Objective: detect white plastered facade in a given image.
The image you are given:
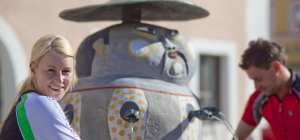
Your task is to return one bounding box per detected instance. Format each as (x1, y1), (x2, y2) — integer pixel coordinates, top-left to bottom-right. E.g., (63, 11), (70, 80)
(0, 15), (28, 121)
(245, 0), (271, 139)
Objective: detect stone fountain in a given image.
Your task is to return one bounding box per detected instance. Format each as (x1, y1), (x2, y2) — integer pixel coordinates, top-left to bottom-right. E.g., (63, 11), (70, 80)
(58, 0), (210, 139)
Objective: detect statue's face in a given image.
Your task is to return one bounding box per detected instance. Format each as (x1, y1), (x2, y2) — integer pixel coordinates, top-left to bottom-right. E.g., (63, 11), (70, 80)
(87, 23), (196, 84)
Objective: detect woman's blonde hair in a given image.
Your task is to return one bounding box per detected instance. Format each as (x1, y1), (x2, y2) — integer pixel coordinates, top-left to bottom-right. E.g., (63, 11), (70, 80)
(0, 34), (78, 130)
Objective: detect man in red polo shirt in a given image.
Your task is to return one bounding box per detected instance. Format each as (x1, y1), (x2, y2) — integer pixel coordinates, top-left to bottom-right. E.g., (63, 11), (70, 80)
(235, 38), (300, 140)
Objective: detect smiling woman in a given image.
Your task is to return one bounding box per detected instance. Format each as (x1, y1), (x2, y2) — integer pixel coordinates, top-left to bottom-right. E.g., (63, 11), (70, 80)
(0, 34), (80, 140)
(31, 51), (74, 100)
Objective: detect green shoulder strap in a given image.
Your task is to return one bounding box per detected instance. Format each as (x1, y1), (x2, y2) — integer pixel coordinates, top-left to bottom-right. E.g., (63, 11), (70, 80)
(16, 94), (35, 140)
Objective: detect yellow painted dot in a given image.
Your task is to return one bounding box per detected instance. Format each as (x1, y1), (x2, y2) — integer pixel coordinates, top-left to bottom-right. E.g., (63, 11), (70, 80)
(191, 130), (194, 134)
(192, 137), (195, 140)
(113, 138), (117, 140)
(121, 92), (127, 97)
(74, 108), (78, 114)
(76, 116), (80, 122)
(119, 100), (124, 105)
(75, 93), (79, 97)
(70, 98), (74, 102)
(112, 96), (118, 101)
(190, 98), (192, 102)
(64, 94), (68, 98)
(129, 89), (135, 94)
(76, 127), (80, 131)
(187, 136), (190, 140)
(133, 126), (138, 131)
(137, 119), (143, 124)
(117, 119), (123, 125)
(64, 100), (67, 104)
(119, 130), (125, 136)
(140, 125), (145, 130)
(124, 122), (130, 128)
(196, 129), (198, 133)
(183, 116), (186, 120)
(129, 96), (135, 100)
(136, 136), (142, 140)
(75, 99), (80, 104)
(140, 108), (145, 114)
(187, 126), (190, 131)
(111, 127), (117, 133)
(138, 100), (144, 105)
(115, 110), (120, 115)
(185, 98), (188, 102)
(137, 93), (143, 97)
(181, 99), (184, 102)
(69, 94), (73, 97)
(109, 104), (115, 110)
(71, 122), (75, 127)
(127, 133), (132, 139)
(181, 107), (184, 111)
(115, 89), (120, 94)
(183, 126), (186, 131)
(109, 116), (115, 121)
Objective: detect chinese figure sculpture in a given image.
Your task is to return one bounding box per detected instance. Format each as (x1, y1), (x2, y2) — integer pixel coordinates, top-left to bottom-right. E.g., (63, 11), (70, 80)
(58, 0), (209, 139)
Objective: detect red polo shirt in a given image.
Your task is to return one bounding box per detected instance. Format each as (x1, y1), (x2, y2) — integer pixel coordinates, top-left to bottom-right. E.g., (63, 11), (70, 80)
(242, 89), (300, 140)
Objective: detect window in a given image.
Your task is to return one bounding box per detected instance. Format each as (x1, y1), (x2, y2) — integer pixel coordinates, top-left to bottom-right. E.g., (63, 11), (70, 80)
(199, 55), (220, 110)
(189, 38), (238, 139)
(200, 55), (230, 139)
(289, 0), (300, 33)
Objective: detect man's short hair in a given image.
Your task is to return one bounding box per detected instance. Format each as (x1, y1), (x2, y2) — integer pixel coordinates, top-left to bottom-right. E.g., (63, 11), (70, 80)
(239, 38), (287, 70)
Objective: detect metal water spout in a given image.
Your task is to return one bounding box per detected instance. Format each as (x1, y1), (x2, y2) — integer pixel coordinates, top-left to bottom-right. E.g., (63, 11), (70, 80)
(188, 107), (219, 121)
(123, 109), (141, 123)
(120, 101), (141, 123)
(188, 107), (239, 140)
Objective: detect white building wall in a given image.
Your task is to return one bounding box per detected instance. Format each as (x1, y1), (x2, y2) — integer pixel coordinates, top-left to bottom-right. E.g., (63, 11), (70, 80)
(0, 15), (28, 121)
(245, 0), (271, 139)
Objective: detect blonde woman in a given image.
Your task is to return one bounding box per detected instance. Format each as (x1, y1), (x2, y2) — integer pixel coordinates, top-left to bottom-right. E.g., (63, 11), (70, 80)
(0, 34), (80, 140)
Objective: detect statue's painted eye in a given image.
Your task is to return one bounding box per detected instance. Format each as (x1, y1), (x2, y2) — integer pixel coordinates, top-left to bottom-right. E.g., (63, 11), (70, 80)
(186, 41), (196, 60)
(170, 30), (183, 40)
(135, 27), (156, 35)
(133, 27), (157, 39)
(128, 38), (152, 58)
(170, 30), (179, 37)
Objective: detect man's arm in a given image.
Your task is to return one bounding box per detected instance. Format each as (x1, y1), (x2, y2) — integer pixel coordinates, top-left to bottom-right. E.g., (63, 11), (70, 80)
(234, 90), (262, 140)
(234, 120), (256, 140)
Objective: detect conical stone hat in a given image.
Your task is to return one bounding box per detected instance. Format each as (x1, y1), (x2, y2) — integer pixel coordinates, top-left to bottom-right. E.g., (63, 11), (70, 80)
(59, 0), (209, 22)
